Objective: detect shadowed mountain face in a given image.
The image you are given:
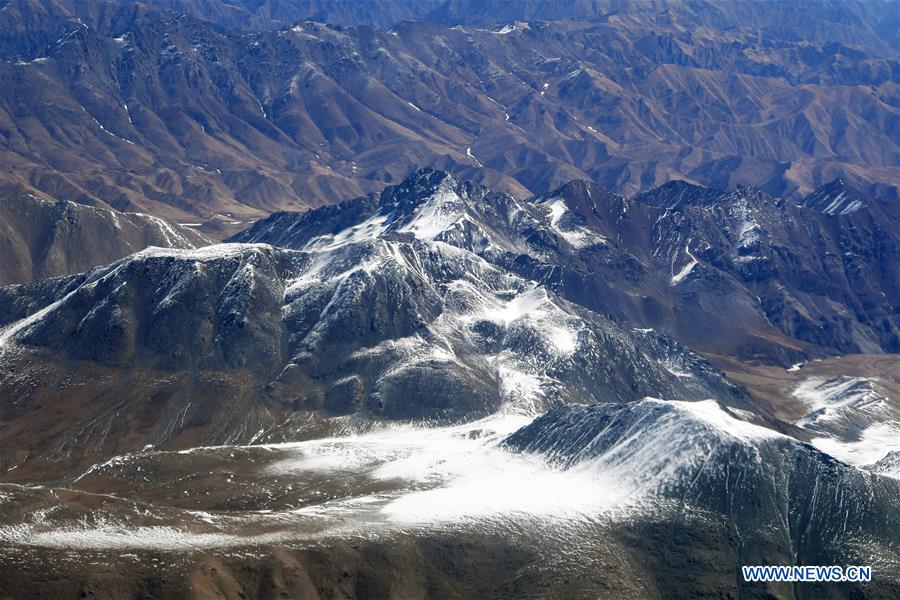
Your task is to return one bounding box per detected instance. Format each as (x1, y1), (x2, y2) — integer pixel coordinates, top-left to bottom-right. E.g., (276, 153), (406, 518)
(234, 170), (900, 362)
(0, 192), (210, 285)
(629, 179), (900, 356)
(1, 0), (897, 228)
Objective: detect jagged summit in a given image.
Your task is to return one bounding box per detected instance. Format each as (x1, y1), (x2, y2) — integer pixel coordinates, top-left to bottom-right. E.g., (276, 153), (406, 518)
(538, 179), (624, 215)
(383, 167), (457, 202)
(543, 179), (614, 200)
(376, 169), (470, 240)
(235, 167), (534, 255)
(233, 170), (900, 358)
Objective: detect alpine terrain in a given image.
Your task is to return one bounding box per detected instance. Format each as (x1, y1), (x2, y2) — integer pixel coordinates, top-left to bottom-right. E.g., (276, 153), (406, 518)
(1, 167), (898, 598)
(0, 2), (898, 599)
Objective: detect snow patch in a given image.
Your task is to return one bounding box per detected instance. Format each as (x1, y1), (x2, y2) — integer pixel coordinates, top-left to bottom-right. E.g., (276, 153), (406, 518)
(670, 243), (698, 285)
(14, 57), (49, 65)
(542, 198), (606, 249)
(792, 377), (885, 428)
(0, 522), (293, 551)
(306, 213), (389, 251)
(668, 399), (782, 442)
(465, 146), (483, 167)
(268, 413), (621, 525)
(810, 423), (900, 467)
(481, 285), (546, 323)
(397, 186), (466, 241)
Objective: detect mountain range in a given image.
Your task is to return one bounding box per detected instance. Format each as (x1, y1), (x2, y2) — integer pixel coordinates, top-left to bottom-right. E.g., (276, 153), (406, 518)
(0, 168), (897, 597)
(1, 169), (758, 482)
(1, 2), (898, 598)
(234, 170), (900, 361)
(1, 0), (897, 234)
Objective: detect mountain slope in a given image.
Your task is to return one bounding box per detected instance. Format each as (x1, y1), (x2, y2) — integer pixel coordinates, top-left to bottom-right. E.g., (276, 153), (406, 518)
(0, 382), (896, 597)
(505, 399), (900, 596)
(633, 180), (900, 355)
(1, 0), (897, 227)
(0, 192), (210, 285)
(0, 169), (897, 598)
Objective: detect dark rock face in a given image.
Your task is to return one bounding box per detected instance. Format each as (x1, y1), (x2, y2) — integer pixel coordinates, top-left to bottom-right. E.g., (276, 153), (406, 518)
(1, 0), (897, 224)
(633, 180), (900, 355)
(235, 169), (900, 362)
(0, 193), (210, 285)
(802, 179), (870, 216)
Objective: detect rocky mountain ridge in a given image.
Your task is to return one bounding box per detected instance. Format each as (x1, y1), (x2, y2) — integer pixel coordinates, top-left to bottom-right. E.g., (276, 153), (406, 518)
(234, 169), (900, 362)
